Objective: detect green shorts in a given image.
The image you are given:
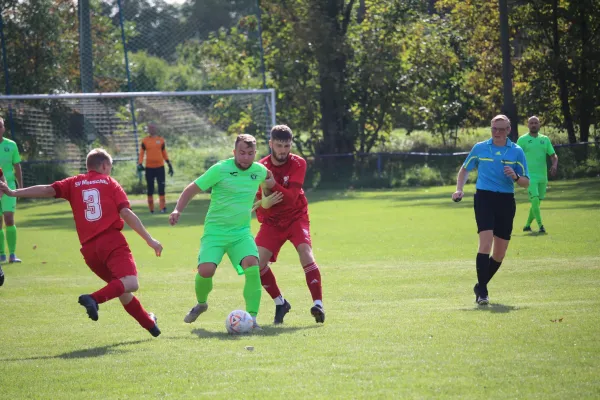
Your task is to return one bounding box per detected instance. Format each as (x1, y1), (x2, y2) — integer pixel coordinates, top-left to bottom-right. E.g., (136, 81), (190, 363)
(528, 181), (548, 200)
(0, 182), (17, 214)
(198, 233), (259, 275)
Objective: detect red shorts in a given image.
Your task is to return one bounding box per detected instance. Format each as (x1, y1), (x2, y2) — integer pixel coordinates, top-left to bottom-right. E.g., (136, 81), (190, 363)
(80, 230), (137, 283)
(255, 215), (312, 262)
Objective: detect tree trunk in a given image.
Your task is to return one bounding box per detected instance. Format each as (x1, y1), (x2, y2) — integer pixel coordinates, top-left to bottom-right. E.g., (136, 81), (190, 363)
(498, 0), (519, 141)
(551, 0), (577, 143)
(312, 0), (355, 155)
(577, 0), (592, 143)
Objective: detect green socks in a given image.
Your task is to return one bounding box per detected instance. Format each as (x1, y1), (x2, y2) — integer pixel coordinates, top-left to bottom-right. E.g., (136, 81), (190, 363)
(194, 266), (262, 318)
(526, 198), (543, 228)
(5, 225), (16, 255)
(243, 265), (262, 317)
(195, 273), (213, 304)
(0, 229), (5, 256)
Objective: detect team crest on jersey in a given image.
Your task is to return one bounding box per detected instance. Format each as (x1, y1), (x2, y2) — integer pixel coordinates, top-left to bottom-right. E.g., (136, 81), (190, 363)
(3, 147), (9, 152)
(540, 140), (545, 144)
(283, 176), (289, 186)
(156, 140), (161, 144)
(250, 173), (257, 180)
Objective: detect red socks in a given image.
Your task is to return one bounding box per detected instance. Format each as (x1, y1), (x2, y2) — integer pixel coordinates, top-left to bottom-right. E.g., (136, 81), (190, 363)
(91, 279), (125, 304)
(303, 262), (322, 302)
(260, 266), (282, 299)
(123, 296), (155, 330)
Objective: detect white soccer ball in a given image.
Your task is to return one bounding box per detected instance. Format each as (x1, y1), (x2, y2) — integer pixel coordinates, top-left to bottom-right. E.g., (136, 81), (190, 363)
(225, 310), (254, 334)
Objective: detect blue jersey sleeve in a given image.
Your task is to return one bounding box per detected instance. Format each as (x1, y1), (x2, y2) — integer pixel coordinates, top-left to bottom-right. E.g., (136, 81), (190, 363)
(462, 145), (479, 171)
(515, 148), (528, 177)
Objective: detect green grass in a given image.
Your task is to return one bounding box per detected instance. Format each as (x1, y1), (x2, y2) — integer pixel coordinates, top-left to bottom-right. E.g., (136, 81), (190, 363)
(1, 179), (599, 399)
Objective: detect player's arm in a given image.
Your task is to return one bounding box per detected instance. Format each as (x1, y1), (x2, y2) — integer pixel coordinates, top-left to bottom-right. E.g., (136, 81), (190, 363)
(509, 149), (530, 189)
(137, 142), (146, 171)
(120, 208), (162, 256)
(162, 140), (174, 177)
(549, 154), (558, 176)
(452, 167), (469, 202)
(169, 182), (202, 225)
(13, 162), (23, 188)
(0, 183), (55, 198)
(268, 160), (307, 204)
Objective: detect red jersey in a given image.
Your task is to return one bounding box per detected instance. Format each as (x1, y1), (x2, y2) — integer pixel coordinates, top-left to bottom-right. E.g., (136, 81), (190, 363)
(51, 171), (131, 245)
(256, 153), (308, 227)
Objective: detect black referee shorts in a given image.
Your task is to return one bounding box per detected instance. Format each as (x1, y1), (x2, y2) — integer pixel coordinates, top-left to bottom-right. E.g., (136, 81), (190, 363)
(145, 166), (166, 196)
(473, 189), (516, 240)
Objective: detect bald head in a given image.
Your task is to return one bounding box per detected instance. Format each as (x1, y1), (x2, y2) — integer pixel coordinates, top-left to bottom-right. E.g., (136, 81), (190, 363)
(527, 116), (540, 135)
(147, 123), (159, 136)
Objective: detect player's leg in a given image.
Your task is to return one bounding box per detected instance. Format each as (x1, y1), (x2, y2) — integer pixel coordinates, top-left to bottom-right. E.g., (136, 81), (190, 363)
(229, 237), (262, 328)
(473, 191), (495, 305)
(157, 166), (167, 213)
(255, 224), (290, 323)
(145, 168), (155, 213)
(185, 236), (223, 323)
(289, 217), (324, 322)
(524, 182), (536, 231)
(103, 235), (158, 335)
(487, 195), (516, 290)
(527, 181), (543, 230)
(0, 199), (5, 262)
(537, 182), (548, 233)
(3, 191), (20, 262)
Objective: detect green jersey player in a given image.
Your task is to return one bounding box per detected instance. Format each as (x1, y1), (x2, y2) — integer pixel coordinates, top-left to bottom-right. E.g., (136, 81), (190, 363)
(517, 116), (558, 233)
(169, 134), (281, 330)
(0, 117), (24, 263)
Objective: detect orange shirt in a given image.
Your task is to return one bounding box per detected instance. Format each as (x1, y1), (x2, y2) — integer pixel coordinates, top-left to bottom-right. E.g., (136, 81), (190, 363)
(139, 136), (169, 168)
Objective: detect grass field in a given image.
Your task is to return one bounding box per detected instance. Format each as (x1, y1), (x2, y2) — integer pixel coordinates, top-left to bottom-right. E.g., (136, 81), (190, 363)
(1, 179), (599, 399)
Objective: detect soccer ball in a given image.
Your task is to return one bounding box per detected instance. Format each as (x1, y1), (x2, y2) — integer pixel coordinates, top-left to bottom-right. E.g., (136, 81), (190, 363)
(225, 310), (254, 334)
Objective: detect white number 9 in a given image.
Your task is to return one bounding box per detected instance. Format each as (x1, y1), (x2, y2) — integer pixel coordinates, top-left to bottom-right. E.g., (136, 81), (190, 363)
(82, 189), (102, 221)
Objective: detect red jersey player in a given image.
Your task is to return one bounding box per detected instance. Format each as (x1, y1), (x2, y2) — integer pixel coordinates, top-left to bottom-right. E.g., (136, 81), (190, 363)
(255, 125), (324, 324)
(0, 149), (163, 336)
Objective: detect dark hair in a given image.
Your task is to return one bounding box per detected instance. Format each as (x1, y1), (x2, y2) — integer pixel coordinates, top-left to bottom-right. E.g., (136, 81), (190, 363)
(235, 134), (257, 148)
(270, 125), (293, 142)
(86, 148), (112, 170)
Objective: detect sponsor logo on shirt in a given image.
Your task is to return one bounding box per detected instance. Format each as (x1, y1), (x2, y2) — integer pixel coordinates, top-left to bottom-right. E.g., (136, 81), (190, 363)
(75, 179), (109, 187)
(230, 172), (238, 176)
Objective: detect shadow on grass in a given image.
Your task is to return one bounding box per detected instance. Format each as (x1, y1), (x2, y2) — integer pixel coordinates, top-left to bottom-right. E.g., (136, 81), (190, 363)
(0, 339), (151, 361)
(460, 303), (526, 314)
(190, 324), (323, 340)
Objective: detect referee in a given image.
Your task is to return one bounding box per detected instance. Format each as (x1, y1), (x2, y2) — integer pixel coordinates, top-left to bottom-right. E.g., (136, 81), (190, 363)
(138, 122), (174, 214)
(452, 115), (529, 305)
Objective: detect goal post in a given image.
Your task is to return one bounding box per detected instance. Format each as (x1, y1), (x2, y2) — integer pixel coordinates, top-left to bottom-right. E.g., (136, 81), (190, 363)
(0, 89), (276, 192)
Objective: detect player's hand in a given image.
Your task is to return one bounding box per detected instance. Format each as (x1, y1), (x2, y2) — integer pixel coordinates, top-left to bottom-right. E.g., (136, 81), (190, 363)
(169, 210), (181, 226)
(251, 199), (262, 213)
(452, 191), (464, 202)
(261, 191), (284, 209)
(168, 165), (174, 177)
(0, 181), (8, 194)
(550, 165), (557, 177)
(503, 166), (517, 180)
(263, 170), (276, 189)
(137, 164), (145, 172)
(147, 238), (163, 257)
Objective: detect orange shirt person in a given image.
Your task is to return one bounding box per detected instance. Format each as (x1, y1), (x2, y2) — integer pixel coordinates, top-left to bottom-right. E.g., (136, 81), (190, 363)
(137, 123), (174, 213)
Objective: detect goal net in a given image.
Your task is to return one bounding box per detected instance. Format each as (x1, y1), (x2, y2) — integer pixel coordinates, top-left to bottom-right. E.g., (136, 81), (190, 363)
(0, 89), (276, 193)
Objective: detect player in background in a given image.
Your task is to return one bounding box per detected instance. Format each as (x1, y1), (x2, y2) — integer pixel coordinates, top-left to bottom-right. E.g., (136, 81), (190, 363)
(254, 125), (325, 324)
(170, 134), (281, 330)
(517, 116), (558, 234)
(0, 167), (7, 286)
(137, 122), (174, 214)
(0, 117), (24, 263)
(453, 115), (529, 305)
(0, 149), (163, 337)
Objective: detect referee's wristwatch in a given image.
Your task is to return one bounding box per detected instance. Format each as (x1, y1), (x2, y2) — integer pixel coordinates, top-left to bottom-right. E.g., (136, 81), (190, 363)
(513, 173), (520, 182)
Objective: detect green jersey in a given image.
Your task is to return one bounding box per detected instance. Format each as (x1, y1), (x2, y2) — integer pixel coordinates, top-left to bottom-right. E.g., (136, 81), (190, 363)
(195, 158), (268, 235)
(517, 133), (555, 181)
(0, 138), (21, 184)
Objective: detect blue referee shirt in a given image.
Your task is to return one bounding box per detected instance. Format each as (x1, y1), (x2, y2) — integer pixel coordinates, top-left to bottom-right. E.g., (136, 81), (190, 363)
(463, 138), (529, 194)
